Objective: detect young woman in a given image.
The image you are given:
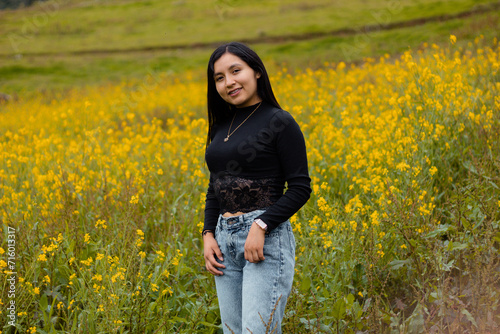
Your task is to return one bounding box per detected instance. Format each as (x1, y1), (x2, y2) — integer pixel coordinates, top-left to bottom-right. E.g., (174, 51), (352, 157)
(202, 42), (311, 333)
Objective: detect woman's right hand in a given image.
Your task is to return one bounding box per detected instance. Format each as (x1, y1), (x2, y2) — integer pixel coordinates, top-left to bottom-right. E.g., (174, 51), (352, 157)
(203, 233), (225, 276)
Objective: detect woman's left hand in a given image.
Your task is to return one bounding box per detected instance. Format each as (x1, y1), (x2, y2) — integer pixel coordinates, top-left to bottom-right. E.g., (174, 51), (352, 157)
(244, 222), (266, 263)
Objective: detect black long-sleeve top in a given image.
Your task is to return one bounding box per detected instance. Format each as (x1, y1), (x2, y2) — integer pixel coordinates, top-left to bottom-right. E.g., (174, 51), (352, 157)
(204, 101), (311, 232)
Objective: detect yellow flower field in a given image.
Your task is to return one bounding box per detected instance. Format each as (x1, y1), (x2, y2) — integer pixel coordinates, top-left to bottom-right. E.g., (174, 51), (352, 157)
(1, 36), (499, 332)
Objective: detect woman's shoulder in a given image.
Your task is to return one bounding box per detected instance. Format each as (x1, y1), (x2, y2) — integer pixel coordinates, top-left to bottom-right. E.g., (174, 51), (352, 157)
(258, 104), (304, 142)
(261, 102), (295, 123)
(267, 106), (301, 131)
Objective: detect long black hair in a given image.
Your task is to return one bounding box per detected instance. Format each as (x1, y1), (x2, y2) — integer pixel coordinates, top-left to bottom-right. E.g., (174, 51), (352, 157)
(206, 42), (281, 148)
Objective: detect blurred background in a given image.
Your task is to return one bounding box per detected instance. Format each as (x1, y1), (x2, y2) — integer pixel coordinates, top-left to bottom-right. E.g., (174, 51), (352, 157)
(0, 0), (499, 93)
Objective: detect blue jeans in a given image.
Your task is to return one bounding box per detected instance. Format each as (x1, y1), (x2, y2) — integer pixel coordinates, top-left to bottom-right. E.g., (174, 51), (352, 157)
(214, 209), (296, 334)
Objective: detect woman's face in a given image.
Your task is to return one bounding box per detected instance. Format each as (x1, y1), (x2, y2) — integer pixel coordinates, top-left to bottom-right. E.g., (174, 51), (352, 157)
(213, 52), (262, 108)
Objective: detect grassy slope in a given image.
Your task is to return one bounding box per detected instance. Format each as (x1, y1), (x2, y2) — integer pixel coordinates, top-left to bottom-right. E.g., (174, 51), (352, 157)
(0, 0), (498, 93)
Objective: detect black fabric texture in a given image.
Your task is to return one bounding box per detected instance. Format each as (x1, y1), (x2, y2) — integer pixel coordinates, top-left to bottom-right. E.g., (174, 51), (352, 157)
(204, 101), (311, 232)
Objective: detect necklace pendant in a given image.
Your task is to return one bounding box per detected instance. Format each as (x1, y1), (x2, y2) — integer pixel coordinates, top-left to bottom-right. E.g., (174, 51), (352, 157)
(224, 137), (229, 142)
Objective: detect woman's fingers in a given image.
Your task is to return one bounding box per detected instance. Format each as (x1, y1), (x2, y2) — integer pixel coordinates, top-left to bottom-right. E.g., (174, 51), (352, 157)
(245, 248), (265, 263)
(203, 236), (225, 275)
(244, 223), (266, 263)
(206, 253), (225, 275)
(205, 253), (225, 275)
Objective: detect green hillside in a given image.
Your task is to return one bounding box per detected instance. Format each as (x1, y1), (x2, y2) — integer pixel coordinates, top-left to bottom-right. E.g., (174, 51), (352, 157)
(0, 0), (499, 92)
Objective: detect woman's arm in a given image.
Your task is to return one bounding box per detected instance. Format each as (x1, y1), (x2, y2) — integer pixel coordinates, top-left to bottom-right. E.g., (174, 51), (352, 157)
(244, 110), (311, 262)
(254, 110), (311, 231)
(203, 175), (226, 274)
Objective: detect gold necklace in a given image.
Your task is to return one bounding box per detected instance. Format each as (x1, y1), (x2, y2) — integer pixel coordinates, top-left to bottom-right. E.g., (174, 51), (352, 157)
(224, 102), (262, 142)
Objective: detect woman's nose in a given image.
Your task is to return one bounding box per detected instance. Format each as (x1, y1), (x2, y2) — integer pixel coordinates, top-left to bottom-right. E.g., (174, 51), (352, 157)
(226, 76), (235, 87)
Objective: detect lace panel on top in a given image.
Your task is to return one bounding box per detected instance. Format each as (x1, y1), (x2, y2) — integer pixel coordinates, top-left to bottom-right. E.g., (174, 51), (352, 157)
(213, 175), (277, 214)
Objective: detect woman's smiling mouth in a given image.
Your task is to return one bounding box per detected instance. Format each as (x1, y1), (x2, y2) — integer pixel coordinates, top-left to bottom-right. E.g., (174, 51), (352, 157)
(229, 88), (242, 96)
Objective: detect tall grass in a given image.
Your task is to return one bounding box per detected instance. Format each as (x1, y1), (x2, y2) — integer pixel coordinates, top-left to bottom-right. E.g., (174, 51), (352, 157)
(0, 35), (499, 333)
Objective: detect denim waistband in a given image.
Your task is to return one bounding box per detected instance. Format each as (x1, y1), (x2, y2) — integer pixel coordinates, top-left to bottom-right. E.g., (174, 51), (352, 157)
(218, 209), (267, 230)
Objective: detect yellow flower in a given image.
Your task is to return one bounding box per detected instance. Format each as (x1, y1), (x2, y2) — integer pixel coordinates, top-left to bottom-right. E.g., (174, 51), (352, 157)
(171, 249), (183, 266)
(0, 247), (4, 255)
(450, 34), (457, 45)
(0, 260), (6, 268)
(130, 195), (139, 204)
(396, 161), (410, 172)
(81, 257), (93, 266)
(162, 269), (170, 278)
(38, 254), (47, 262)
(33, 287), (40, 295)
(84, 233), (91, 244)
(95, 219), (107, 229)
(349, 221), (357, 230)
(69, 273), (77, 285)
(162, 286), (173, 296)
(155, 250), (165, 262)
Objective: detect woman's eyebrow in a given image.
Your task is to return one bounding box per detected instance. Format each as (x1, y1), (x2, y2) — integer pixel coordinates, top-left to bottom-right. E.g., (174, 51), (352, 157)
(214, 63), (243, 77)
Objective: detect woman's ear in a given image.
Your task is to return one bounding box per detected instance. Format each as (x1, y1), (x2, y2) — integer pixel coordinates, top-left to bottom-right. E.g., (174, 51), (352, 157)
(256, 72), (261, 79)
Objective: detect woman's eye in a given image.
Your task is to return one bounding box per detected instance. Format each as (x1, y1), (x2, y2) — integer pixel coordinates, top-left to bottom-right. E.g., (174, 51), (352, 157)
(215, 76), (223, 82)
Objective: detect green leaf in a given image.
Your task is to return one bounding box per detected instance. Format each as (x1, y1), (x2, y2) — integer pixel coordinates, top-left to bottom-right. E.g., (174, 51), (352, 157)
(352, 301), (364, 319)
(406, 304), (425, 334)
(447, 241), (468, 251)
(488, 181), (499, 190)
(493, 232), (500, 243)
(168, 316), (188, 323)
(319, 323), (333, 333)
(389, 259), (411, 270)
(300, 276), (311, 292)
(462, 218), (471, 229)
(200, 321), (220, 328)
(332, 298), (346, 320)
(362, 298), (372, 312)
(71, 311), (78, 332)
(461, 309), (478, 327)
(40, 293), (48, 311)
(441, 260), (455, 271)
(346, 293), (355, 308)
(426, 225), (453, 238)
